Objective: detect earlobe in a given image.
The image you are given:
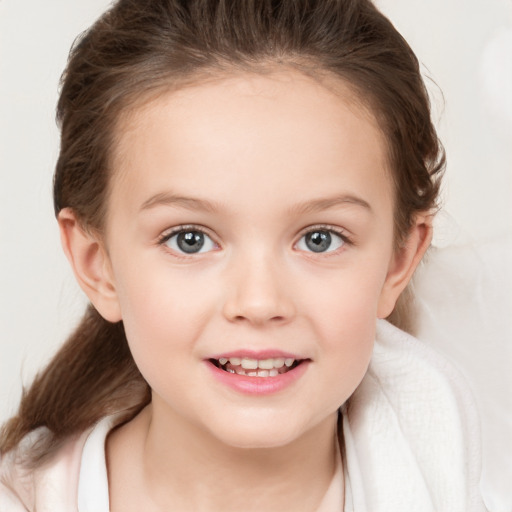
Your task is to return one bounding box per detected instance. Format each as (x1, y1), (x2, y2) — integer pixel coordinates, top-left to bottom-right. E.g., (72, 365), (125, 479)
(58, 208), (122, 323)
(377, 214), (433, 319)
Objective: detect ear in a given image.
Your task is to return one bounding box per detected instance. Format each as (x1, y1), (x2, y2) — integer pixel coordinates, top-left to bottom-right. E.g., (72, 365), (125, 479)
(58, 208), (122, 322)
(377, 214), (433, 319)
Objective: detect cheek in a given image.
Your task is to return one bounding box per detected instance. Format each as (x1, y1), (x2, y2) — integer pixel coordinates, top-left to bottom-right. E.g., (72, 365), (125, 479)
(113, 267), (217, 376)
(317, 293), (376, 378)
(116, 259), (216, 327)
(299, 261), (385, 390)
(303, 258), (387, 333)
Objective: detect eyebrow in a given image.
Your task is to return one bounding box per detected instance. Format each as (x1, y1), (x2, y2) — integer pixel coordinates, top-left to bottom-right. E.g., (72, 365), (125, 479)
(140, 192), (220, 213)
(289, 194), (373, 215)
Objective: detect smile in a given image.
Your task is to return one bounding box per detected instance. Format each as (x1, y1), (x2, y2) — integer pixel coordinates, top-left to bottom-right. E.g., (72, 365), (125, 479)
(210, 356), (301, 377)
(206, 351), (310, 394)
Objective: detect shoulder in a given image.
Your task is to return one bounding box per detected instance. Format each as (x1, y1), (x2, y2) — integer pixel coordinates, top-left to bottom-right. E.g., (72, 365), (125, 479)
(343, 320), (486, 511)
(0, 427), (90, 512)
(370, 319), (482, 445)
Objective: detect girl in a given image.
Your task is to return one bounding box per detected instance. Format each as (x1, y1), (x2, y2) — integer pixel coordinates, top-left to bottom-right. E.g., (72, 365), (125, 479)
(0, 0), (486, 510)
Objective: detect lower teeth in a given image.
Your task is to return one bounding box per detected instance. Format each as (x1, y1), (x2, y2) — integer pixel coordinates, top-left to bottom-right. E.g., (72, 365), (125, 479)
(219, 362), (297, 377)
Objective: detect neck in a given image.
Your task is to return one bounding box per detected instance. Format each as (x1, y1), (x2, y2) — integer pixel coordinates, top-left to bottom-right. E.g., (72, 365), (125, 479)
(109, 401), (340, 512)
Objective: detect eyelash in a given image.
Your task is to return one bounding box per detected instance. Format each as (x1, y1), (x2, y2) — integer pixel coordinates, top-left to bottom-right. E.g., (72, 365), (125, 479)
(156, 224), (352, 256)
(157, 225), (217, 253)
(158, 225), (206, 242)
(295, 224), (353, 254)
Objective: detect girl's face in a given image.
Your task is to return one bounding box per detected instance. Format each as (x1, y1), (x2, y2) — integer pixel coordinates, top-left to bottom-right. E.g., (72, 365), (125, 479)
(100, 71), (404, 448)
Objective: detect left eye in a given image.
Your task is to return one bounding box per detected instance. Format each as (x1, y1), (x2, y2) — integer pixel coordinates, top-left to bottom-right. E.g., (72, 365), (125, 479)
(296, 229), (346, 253)
(163, 230), (216, 254)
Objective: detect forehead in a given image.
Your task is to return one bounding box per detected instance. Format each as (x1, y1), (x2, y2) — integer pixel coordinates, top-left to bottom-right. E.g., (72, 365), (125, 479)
(109, 70), (393, 219)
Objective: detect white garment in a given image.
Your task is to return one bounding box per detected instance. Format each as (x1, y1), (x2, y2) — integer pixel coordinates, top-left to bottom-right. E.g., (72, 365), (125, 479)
(342, 320), (486, 512)
(0, 414), (343, 512)
(0, 320), (486, 511)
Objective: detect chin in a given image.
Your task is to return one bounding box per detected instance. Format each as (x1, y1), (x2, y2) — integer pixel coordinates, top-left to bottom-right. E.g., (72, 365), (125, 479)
(206, 415), (317, 451)
(219, 432), (299, 450)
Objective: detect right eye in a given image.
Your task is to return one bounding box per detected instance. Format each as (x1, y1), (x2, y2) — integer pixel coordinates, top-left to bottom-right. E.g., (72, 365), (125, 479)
(161, 229), (217, 254)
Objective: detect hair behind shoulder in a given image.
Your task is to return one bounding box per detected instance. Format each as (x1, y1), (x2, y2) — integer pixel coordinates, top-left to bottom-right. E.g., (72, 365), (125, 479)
(1, 0), (444, 465)
(0, 307), (150, 465)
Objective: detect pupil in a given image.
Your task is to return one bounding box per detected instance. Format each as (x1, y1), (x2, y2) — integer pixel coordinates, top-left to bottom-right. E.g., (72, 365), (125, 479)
(177, 231), (204, 253)
(306, 231), (331, 252)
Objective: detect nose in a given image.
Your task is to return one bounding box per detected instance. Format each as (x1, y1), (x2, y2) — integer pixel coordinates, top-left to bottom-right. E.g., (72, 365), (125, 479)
(222, 253), (296, 326)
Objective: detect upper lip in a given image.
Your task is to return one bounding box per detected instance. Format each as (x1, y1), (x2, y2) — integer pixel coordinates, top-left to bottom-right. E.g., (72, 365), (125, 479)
(208, 349), (307, 360)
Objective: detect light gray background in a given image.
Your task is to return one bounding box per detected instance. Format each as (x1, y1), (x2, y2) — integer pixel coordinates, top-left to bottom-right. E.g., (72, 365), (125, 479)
(1, 0), (511, 509)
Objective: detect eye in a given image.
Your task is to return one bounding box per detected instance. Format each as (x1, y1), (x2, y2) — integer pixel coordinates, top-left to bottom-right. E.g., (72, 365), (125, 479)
(161, 229), (217, 254)
(296, 229), (346, 254)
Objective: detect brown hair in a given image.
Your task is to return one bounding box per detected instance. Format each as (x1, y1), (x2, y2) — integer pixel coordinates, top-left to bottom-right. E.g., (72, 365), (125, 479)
(1, 0), (444, 464)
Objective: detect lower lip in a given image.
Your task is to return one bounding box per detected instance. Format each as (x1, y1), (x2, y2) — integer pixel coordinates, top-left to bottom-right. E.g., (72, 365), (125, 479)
(206, 361), (310, 395)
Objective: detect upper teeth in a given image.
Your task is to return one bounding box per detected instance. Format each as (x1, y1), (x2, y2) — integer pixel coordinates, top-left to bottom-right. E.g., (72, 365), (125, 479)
(218, 357), (295, 369)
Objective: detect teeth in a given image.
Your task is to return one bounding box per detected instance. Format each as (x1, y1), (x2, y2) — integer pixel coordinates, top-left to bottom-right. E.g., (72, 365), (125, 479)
(241, 358), (259, 370)
(217, 356), (299, 376)
(225, 366), (296, 378)
(258, 359), (274, 370)
(222, 357), (296, 370)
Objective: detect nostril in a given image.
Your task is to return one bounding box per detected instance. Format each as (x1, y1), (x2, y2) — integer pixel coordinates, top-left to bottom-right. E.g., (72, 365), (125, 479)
(231, 314), (287, 324)
(222, 284), (296, 324)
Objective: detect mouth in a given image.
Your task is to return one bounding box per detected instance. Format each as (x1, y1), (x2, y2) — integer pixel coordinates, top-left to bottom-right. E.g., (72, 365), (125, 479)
(209, 356), (305, 378)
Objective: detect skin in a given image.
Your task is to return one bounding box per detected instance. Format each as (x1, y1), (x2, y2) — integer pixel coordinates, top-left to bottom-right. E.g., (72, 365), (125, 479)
(59, 70), (431, 511)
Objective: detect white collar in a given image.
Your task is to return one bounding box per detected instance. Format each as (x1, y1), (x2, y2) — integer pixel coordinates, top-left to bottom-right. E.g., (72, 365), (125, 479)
(76, 414), (345, 512)
(77, 415), (116, 512)
(341, 320), (485, 512)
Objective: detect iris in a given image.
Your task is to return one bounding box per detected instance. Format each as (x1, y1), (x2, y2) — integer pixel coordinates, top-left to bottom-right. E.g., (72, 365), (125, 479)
(177, 231), (205, 253)
(305, 231), (332, 253)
